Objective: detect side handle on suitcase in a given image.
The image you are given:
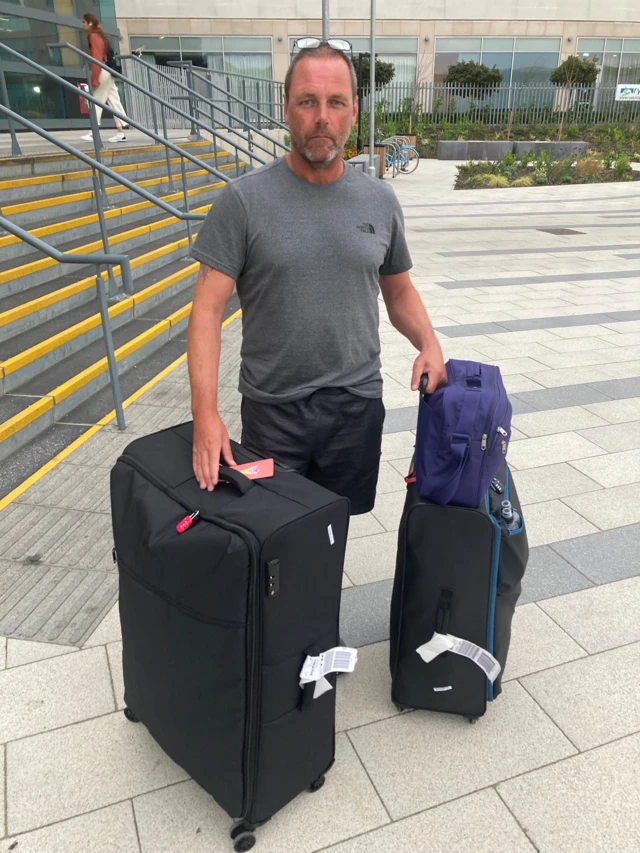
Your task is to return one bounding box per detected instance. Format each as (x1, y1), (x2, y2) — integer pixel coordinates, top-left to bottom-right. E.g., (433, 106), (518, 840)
(218, 465), (256, 495)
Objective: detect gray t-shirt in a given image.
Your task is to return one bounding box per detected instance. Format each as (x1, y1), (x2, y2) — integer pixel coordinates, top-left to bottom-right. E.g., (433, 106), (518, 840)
(191, 156), (412, 404)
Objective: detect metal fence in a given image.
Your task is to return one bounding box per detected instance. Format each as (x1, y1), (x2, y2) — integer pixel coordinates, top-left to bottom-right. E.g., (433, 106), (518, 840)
(122, 59), (189, 130)
(121, 59), (285, 132)
(362, 82), (640, 128)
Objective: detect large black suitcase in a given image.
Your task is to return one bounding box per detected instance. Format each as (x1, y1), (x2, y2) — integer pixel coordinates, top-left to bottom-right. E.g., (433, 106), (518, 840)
(390, 462), (528, 722)
(110, 423), (350, 850)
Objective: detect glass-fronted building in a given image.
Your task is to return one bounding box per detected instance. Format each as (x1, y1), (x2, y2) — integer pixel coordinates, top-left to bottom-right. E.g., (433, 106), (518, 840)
(0, 0), (120, 128)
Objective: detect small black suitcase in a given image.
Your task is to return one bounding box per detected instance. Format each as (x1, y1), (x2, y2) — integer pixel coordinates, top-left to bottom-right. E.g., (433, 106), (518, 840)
(110, 423), (350, 850)
(390, 462), (528, 722)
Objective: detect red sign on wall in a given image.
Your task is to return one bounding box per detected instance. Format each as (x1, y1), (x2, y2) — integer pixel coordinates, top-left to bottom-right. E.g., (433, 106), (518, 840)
(76, 82), (90, 115)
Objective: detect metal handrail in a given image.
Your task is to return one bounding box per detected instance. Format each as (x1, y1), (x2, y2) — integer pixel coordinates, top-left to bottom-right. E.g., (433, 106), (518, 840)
(46, 42), (269, 170)
(130, 53), (282, 86)
(0, 102), (210, 255)
(0, 212), (130, 430)
(190, 64), (288, 132)
(120, 54), (288, 155)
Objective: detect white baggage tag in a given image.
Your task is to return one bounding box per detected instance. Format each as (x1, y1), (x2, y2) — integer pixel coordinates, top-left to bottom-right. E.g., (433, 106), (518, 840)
(299, 647), (358, 699)
(416, 632), (501, 683)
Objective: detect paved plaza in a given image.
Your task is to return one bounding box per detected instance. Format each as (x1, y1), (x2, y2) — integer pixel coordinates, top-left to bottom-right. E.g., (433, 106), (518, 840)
(2, 158), (640, 851)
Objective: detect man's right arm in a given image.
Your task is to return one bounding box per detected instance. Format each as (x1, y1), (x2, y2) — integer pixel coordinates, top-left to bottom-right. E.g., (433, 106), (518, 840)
(187, 263), (237, 491)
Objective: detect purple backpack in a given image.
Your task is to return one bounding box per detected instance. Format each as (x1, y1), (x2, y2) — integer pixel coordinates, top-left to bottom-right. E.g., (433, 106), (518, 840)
(413, 360), (512, 508)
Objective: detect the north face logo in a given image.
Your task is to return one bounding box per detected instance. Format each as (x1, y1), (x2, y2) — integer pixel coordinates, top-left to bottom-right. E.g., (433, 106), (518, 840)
(357, 223), (375, 234)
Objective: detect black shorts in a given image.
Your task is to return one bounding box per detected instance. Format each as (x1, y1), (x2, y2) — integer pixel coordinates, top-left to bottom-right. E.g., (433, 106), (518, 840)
(240, 388), (385, 515)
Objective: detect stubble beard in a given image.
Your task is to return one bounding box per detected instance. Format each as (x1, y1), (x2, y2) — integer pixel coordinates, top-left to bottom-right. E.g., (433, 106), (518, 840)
(290, 128), (346, 171)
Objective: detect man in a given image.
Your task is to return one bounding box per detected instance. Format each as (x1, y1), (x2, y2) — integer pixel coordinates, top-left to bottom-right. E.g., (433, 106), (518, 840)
(187, 42), (446, 514)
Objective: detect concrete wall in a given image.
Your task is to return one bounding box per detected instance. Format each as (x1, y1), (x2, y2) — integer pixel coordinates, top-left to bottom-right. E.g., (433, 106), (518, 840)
(116, 0), (637, 22)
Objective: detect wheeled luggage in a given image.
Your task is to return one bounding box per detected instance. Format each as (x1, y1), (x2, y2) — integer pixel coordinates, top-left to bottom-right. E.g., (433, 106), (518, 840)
(414, 360), (512, 508)
(390, 462), (528, 721)
(110, 422), (351, 850)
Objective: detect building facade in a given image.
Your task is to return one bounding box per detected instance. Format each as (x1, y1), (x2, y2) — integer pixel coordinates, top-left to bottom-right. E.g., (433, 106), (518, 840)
(0, 0), (120, 128)
(1, 0), (640, 128)
(118, 0), (640, 88)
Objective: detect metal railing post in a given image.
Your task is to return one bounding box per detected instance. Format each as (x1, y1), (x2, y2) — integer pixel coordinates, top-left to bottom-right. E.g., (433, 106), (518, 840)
(226, 75), (233, 130)
(95, 265), (126, 431)
(146, 65), (159, 136)
(159, 99), (174, 192)
(241, 78), (249, 129)
(186, 65), (202, 140)
(91, 171), (119, 300)
(206, 78), (219, 170)
(0, 64), (21, 156)
(180, 156), (193, 246)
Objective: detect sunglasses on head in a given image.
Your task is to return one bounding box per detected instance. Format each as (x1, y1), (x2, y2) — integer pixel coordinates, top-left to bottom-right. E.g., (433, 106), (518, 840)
(291, 37), (353, 60)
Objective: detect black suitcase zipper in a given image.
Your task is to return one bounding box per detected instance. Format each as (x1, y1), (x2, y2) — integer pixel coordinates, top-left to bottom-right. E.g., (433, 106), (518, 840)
(117, 455), (262, 821)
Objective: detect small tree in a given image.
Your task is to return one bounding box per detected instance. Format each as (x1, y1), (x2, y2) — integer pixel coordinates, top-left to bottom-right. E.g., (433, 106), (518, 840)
(352, 54), (396, 89)
(445, 60), (503, 97)
(550, 56), (599, 140)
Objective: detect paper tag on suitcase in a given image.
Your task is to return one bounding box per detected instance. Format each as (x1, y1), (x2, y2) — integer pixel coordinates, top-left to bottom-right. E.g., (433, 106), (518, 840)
(300, 647), (358, 681)
(417, 632), (501, 683)
(229, 458), (274, 479)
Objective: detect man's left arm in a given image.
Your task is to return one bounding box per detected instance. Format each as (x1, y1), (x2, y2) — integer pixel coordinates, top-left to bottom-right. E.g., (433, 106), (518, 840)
(379, 271), (447, 394)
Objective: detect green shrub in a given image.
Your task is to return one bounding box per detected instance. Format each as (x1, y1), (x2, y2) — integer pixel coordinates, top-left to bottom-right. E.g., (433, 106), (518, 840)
(614, 153), (632, 177)
(519, 149), (536, 167)
(511, 176), (534, 187)
(482, 174), (509, 188)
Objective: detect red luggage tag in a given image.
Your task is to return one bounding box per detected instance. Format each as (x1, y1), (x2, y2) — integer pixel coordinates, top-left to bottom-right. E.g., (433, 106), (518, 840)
(228, 458), (274, 480)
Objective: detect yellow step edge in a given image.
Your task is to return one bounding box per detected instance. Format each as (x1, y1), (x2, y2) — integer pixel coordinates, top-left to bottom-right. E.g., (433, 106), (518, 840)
(0, 150), (220, 191)
(0, 397), (53, 442)
(0, 140), (212, 172)
(0, 235), (192, 328)
(0, 175), (227, 286)
(1, 297), (133, 377)
(167, 302), (192, 326)
(51, 319), (171, 405)
(1, 158), (231, 217)
(133, 263), (199, 308)
(0, 176), (227, 250)
(0, 307), (242, 513)
(1, 262), (199, 374)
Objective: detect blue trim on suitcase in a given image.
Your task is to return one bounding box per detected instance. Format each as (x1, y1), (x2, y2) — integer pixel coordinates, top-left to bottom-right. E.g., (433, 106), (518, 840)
(484, 493), (502, 703)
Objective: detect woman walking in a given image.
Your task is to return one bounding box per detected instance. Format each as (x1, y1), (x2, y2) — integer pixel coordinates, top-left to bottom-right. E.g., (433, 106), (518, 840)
(81, 13), (128, 142)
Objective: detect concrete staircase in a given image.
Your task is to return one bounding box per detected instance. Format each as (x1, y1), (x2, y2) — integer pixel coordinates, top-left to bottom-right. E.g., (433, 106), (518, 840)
(0, 139), (246, 482)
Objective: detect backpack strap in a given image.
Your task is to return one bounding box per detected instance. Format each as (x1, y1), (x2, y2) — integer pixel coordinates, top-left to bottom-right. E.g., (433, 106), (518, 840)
(427, 433), (471, 504)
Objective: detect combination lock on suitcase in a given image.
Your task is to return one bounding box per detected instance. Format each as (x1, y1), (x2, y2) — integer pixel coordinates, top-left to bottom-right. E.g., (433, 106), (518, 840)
(110, 422), (351, 850)
(390, 462), (528, 722)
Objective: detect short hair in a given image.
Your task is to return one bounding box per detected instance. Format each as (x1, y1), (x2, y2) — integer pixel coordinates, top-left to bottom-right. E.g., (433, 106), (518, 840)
(284, 43), (358, 100)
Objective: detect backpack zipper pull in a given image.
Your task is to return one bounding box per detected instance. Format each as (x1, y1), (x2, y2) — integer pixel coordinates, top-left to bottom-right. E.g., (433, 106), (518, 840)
(481, 434), (487, 450)
(497, 426), (508, 437)
(176, 511), (200, 534)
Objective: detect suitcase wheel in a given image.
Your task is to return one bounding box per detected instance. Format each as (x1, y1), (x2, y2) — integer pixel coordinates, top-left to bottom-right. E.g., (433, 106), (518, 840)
(233, 833), (256, 852)
(123, 707), (139, 724)
(394, 703), (408, 713)
(230, 821), (255, 840)
(465, 716), (479, 725)
(308, 774), (325, 793)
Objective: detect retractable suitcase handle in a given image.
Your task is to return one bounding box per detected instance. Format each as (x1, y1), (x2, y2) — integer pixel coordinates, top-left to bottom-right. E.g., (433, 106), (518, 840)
(218, 465), (256, 495)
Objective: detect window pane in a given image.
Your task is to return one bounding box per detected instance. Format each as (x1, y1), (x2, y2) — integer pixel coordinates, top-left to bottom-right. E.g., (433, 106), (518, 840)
(434, 51), (481, 84)
(222, 53), (273, 79)
(480, 52), (513, 84)
(5, 71), (65, 119)
(622, 39), (640, 54)
(515, 38), (562, 52)
(1, 0), (54, 11)
(180, 37), (223, 52)
(0, 14), (59, 66)
(577, 38), (605, 53)
(605, 38), (623, 52)
(482, 38), (514, 51)
(130, 37), (180, 53)
(223, 37), (271, 52)
(512, 51), (560, 84)
(435, 38), (482, 52)
(601, 52), (621, 87)
(619, 52), (640, 84)
(377, 53), (416, 84)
